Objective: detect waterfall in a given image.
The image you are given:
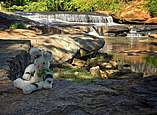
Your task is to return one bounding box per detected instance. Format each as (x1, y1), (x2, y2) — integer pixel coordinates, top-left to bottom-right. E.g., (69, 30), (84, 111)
(16, 12), (118, 26)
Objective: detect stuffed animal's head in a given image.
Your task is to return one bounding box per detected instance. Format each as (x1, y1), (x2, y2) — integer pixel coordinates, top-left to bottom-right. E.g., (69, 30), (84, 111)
(29, 48), (42, 62)
(34, 51), (53, 71)
(29, 48), (53, 61)
(29, 48), (53, 70)
(34, 56), (49, 70)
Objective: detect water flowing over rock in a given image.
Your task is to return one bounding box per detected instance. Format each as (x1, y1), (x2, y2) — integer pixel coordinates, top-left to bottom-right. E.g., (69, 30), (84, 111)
(0, 12), (42, 28)
(16, 12), (116, 26)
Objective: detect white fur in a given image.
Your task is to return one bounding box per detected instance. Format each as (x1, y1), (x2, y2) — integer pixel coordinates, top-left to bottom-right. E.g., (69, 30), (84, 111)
(13, 78), (53, 94)
(22, 64), (35, 80)
(13, 48), (53, 94)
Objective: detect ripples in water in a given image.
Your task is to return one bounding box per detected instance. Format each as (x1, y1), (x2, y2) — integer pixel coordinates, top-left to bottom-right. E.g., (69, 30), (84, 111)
(103, 37), (157, 76)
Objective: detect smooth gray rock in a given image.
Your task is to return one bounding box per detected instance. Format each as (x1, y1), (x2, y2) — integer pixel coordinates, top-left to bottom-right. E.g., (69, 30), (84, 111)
(1, 77), (157, 115)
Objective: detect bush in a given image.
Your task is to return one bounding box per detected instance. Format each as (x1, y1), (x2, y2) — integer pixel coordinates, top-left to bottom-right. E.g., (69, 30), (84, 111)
(145, 56), (157, 68)
(24, 1), (48, 12)
(9, 1), (48, 12)
(69, 0), (121, 12)
(9, 5), (27, 11)
(7, 0), (123, 13)
(145, 0), (157, 17)
(10, 22), (26, 29)
(94, 0), (121, 12)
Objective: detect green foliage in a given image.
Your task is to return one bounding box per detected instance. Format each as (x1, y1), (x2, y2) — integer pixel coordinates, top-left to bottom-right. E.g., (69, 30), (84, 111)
(24, 1), (48, 12)
(9, 5), (27, 11)
(9, 1), (48, 12)
(69, 0), (95, 12)
(2, 0), (132, 13)
(10, 22), (26, 29)
(95, 0), (121, 12)
(145, 0), (157, 17)
(53, 67), (100, 83)
(47, 0), (64, 11)
(69, 0), (121, 12)
(145, 56), (157, 68)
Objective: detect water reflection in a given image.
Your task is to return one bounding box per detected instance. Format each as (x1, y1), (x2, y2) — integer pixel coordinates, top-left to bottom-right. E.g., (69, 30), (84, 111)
(103, 37), (157, 76)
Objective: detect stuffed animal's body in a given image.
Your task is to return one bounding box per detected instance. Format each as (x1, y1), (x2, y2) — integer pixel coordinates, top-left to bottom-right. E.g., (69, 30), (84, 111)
(13, 48), (53, 94)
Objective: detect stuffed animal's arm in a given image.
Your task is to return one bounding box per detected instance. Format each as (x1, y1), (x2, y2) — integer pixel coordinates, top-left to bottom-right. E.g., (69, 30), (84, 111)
(22, 64), (35, 80)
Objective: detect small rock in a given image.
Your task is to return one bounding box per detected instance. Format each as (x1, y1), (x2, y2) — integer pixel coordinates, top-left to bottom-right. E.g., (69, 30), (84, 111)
(74, 72), (79, 76)
(104, 63), (113, 69)
(100, 70), (108, 79)
(110, 60), (118, 68)
(72, 58), (86, 67)
(106, 70), (120, 77)
(90, 66), (101, 78)
(148, 34), (157, 39)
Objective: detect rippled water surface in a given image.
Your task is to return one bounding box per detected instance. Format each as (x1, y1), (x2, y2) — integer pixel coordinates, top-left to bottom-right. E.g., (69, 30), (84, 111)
(103, 37), (157, 76)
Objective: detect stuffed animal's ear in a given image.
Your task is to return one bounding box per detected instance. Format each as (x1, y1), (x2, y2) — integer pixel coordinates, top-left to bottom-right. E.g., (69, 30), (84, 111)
(29, 48), (42, 56)
(29, 48), (42, 59)
(43, 51), (53, 62)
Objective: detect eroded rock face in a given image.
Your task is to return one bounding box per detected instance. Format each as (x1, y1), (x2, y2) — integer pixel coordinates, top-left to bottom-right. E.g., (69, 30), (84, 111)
(0, 29), (105, 63)
(119, 0), (150, 23)
(41, 34), (105, 63)
(1, 77), (157, 115)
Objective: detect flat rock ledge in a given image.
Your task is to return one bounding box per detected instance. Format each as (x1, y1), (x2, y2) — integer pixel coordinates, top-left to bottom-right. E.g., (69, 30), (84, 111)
(0, 77), (157, 115)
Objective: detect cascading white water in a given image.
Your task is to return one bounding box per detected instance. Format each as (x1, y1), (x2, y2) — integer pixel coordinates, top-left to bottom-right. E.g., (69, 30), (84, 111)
(127, 28), (142, 37)
(16, 12), (118, 26)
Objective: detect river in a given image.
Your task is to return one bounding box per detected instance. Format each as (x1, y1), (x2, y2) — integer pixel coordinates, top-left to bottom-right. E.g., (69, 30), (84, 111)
(103, 37), (157, 76)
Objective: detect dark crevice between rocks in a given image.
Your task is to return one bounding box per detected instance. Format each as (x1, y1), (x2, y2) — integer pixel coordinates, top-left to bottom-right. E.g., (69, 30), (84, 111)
(7, 51), (31, 81)
(0, 39), (32, 81)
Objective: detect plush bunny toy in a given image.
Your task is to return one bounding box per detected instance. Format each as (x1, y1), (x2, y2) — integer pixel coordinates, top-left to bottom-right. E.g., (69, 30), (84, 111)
(13, 48), (53, 94)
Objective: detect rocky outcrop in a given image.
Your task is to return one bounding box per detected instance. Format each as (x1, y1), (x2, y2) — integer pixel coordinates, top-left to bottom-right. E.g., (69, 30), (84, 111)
(1, 77), (157, 115)
(145, 17), (157, 24)
(120, 5), (150, 23)
(148, 34), (157, 38)
(110, 0), (157, 24)
(0, 29), (105, 63)
(107, 25), (129, 36)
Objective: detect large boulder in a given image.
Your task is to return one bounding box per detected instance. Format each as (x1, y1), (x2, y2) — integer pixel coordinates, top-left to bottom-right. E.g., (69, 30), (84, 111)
(0, 29), (105, 63)
(119, 0), (150, 23)
(41, 34), (105, 63)
(20, 33), (104, 63)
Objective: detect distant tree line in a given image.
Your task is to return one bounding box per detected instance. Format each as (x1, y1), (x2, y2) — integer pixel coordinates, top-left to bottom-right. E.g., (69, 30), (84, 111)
(0, 0), (131, 12)
(0, 0), (157, 17)
(145, 0), (157, 17)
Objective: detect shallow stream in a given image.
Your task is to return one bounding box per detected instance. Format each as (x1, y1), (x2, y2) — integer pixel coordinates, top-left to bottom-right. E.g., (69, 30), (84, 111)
(103, 37), (157, 76)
